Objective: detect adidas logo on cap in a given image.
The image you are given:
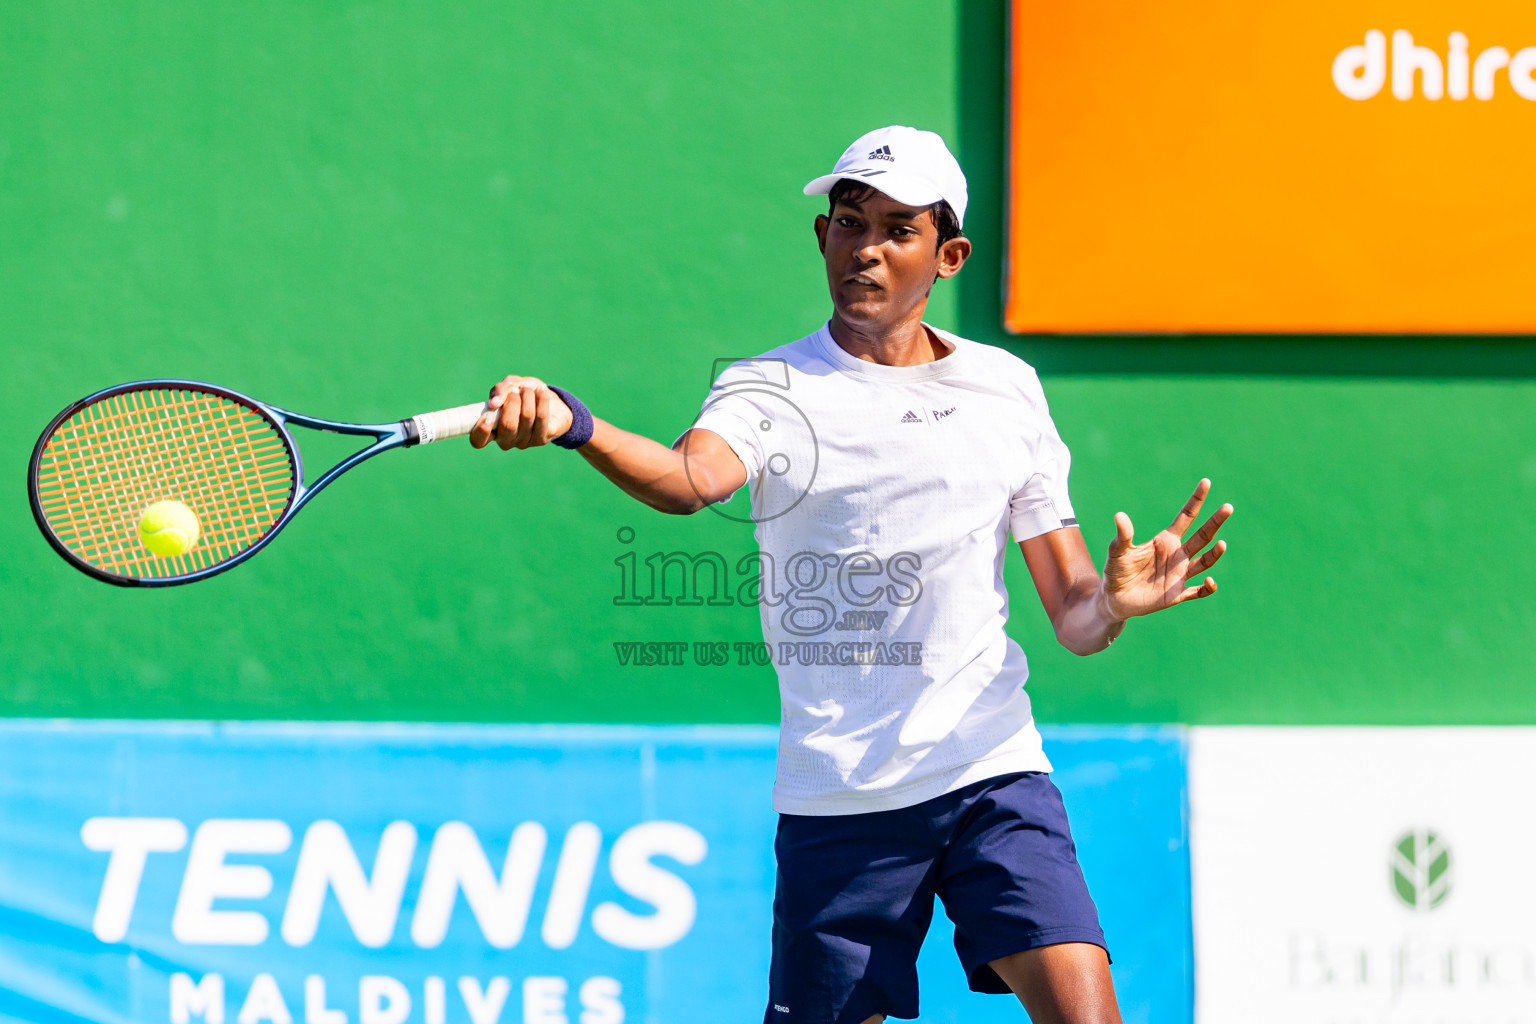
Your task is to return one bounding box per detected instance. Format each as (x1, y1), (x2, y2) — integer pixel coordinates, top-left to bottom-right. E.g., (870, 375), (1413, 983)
(803, 126), (969, 227)
(900, 410), (922, 423)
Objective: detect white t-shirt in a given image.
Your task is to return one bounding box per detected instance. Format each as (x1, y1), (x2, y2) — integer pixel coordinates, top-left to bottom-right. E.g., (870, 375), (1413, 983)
(687, 322), (1077, 815)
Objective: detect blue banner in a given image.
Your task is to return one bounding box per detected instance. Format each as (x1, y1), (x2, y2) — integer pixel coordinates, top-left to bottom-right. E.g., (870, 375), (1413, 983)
(0, 722), (1189, 1023)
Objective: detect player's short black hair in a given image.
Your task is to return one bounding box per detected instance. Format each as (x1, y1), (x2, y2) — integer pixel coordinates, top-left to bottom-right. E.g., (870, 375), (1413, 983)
(826, 178), (964, 251)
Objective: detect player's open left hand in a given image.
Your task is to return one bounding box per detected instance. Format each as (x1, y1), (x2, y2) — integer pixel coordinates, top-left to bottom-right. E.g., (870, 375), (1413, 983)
(1102, 478), (1231, 619)
(469, 375), (574, 451)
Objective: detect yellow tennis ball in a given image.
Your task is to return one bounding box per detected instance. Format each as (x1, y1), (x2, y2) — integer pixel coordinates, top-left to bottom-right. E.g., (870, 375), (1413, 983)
(138, 500), (201, 558)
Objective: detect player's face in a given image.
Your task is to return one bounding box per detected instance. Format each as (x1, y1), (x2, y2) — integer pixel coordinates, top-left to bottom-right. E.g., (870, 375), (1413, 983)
(814, 192), (966, 331)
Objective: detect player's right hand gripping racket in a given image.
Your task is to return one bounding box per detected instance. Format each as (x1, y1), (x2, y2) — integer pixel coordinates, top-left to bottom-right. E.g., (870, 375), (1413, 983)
(28, 380), (494, 586)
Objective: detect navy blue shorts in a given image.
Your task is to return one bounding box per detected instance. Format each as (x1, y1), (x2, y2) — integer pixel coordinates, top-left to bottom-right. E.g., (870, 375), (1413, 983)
(764, 771), (1107, 1023)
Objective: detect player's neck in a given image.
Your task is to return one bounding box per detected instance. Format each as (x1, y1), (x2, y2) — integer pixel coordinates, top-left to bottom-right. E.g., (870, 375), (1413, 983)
(827, 310), (951, 367)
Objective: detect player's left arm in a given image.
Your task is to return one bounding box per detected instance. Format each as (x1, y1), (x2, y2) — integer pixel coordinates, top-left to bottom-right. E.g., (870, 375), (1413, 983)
(1019, 478), (1232, 656)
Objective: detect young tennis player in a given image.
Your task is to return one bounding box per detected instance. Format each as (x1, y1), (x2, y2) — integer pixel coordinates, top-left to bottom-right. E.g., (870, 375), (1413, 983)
(469, 125), (1231, 1024)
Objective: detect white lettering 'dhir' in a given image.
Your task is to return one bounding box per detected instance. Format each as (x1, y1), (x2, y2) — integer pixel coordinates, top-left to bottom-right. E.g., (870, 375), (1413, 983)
(1334, 30), (1536, 101)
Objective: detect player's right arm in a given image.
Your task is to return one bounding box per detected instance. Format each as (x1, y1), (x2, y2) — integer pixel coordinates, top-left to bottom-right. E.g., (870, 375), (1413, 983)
(578, 421), (747, 514)
(467, 374), (746, 515)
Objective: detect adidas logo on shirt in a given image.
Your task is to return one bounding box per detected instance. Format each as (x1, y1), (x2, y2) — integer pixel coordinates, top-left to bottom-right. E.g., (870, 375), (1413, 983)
(867, 144), (894, 161)
(900, 410), (922, 423)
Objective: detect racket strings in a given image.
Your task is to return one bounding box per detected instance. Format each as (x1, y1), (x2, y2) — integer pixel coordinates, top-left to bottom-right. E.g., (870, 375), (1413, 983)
(34, 388), (296, 580)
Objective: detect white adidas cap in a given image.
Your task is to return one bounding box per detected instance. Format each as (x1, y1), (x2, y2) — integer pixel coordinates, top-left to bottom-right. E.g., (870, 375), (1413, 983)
(803, 125), (968, 229)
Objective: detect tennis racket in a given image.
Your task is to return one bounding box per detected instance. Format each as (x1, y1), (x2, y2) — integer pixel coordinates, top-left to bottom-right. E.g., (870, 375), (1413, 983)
(28, 379), (494, 587)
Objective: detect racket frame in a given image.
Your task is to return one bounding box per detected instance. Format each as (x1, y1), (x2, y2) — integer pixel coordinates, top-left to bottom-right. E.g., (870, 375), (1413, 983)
(28, 379), (427, 588)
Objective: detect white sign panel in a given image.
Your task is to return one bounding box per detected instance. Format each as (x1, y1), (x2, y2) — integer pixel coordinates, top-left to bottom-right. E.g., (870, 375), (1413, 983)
(1190, 727), (1536, 1024)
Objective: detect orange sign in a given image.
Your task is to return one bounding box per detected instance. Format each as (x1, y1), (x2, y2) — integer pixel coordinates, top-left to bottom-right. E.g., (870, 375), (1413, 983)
(1005, 0), (1536, 333)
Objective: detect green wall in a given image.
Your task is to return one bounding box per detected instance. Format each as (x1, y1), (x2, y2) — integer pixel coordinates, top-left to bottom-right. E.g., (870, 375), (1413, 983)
(3, 1), (1532, 724)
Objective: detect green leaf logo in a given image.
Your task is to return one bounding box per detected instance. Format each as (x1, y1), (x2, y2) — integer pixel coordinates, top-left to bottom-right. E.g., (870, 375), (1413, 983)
(1390, 829), (1452, 911)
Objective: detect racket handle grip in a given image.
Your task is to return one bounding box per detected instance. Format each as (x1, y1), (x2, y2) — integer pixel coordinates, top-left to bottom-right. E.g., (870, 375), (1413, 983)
(409, 403), (494, 445)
